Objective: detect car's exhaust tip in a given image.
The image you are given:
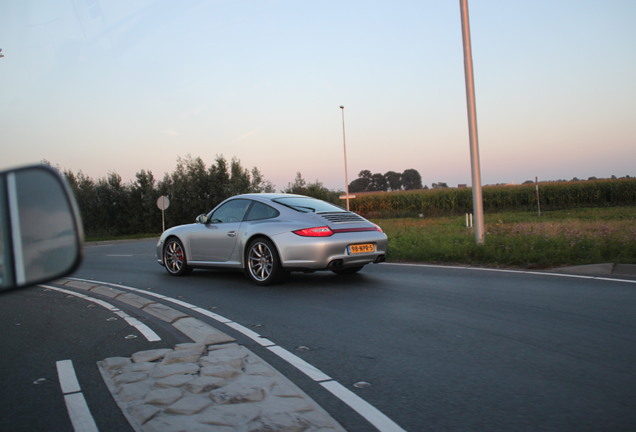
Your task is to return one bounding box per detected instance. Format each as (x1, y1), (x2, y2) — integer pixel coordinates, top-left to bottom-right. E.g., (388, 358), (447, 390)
(374, 255), (386, 263)
(328, 259), (344, 270)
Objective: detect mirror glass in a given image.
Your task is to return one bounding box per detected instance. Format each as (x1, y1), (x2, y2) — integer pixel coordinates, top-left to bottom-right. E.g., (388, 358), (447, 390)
(0, 165), (83, 291)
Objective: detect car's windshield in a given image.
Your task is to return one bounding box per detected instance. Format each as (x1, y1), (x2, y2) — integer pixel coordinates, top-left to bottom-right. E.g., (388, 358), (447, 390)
(274, 197), (345, 214)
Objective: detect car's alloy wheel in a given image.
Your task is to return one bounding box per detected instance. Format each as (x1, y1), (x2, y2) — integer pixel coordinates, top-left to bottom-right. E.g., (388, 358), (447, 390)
(164, 238), (190, 276)
(246, 238), (281, 285)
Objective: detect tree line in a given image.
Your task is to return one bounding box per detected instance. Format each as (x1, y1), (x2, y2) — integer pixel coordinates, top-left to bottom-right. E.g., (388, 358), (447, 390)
(62, 156), (276, 237)
(348, 169), (424, 192)
(59, 156), (431, 237)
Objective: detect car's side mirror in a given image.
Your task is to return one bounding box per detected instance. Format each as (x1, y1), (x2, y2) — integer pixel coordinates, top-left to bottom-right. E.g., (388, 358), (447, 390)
(0, 165), (83, 291)
(195, 214), (209, 224)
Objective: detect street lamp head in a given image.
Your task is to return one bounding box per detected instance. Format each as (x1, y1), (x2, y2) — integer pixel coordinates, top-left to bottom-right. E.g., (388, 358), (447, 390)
(339, 105), (344, 109)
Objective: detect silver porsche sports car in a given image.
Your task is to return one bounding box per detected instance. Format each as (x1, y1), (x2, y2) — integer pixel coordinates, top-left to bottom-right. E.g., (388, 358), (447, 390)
(156, 193), (387, 285)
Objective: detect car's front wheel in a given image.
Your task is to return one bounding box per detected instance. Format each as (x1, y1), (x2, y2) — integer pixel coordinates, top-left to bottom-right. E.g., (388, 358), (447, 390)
(163, 238), (191, 276)
(246, 238), (283, 285)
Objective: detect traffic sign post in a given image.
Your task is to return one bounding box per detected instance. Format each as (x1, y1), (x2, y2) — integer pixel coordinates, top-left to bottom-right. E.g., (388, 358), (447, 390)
(156, 196), (170, 232)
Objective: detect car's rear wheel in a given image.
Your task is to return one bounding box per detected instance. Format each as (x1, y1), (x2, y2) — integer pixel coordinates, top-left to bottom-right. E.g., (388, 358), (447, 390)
(163, 238), (191, 276)
(246, 238), (282, 285)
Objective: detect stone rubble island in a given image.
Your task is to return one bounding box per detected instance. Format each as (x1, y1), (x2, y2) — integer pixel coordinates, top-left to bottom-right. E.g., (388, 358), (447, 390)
(98, 342), (345, 432)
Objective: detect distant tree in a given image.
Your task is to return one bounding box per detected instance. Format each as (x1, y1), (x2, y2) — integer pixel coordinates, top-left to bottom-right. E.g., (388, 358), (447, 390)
(285, 172), (307, 194)
(348, 177), (369, 193)
(401, 169), (423, 190)
(93, 172), (129, 235)
(130, 169), (159, 234)
(368, 173), (387, 191)
(64, 169), (98, 234)
(249, 167), (275, 193)
(228, 158), (251, 196)
(384, 171), (402, 191)
(432, 182), (449, 189)
(283, 172), (339, 203)
(358, 170), (373, 181)
(305, 180), (339, 202)
(209, 156), (230, 202)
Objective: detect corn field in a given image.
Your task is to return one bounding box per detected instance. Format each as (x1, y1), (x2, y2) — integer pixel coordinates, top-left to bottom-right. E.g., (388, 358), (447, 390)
(350, 178), (636, 219)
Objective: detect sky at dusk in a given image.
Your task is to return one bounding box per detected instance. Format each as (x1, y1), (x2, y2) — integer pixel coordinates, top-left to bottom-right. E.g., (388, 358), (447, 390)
(1, 1), (635, 191)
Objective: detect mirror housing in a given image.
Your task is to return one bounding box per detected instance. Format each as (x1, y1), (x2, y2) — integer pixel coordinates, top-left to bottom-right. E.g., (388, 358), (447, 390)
(195, 214), (209, 224)
(0, 165), (83, 291)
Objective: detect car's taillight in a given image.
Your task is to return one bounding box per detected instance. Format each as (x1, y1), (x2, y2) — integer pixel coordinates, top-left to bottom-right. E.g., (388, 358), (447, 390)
(293, 226), (334, 237)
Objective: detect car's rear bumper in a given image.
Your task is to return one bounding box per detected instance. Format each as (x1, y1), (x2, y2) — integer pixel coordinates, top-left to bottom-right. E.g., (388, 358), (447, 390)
(273, 231), (388, 271)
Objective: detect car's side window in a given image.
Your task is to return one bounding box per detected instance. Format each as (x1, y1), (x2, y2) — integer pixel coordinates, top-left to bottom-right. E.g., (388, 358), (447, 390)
(245, 202), (279, 221)
(210, 199), (250, 223)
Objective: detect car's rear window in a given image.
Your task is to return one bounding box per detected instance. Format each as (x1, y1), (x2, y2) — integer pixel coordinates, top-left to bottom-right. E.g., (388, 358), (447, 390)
(273, 197), (345, 213)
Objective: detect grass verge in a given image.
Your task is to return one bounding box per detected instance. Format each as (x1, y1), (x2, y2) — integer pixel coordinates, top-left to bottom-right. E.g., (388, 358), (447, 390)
(85, 233), (160, 242)
(376, 206), (636, 269)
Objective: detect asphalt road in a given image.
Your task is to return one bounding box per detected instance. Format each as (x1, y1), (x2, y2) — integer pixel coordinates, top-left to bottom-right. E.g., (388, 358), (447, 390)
(2, 238), (636, 431)
(67, 239), (636, 431)
(0, 283), (186, 431)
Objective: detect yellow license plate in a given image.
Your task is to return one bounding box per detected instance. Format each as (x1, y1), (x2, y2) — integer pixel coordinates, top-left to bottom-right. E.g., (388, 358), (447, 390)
(349, 243), (375, 254)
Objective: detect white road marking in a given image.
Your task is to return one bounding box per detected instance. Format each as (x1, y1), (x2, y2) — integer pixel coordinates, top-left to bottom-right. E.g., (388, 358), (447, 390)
(321, 380), (406, 432)
(56, 360), (99, 432)
(41, 285), (161, 342)
(267, 345), (332, 382)
(65, 264), (636, 431)
(225, 321), (276, 347)
(68, 278), (407, 432)
(382, 262), (636, 284)
(56, 359), (81, 394)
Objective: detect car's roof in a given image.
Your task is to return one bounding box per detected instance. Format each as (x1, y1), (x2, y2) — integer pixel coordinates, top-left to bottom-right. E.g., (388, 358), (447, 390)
(230, 193), (309, 201)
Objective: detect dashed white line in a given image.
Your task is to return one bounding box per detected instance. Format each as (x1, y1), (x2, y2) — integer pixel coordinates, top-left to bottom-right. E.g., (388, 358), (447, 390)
(56, 359), (81, 394)
(69, 278), (407, 432)
(56, 360), (99, 432)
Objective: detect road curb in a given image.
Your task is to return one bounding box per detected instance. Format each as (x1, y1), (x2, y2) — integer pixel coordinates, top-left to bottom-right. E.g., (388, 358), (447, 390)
(59, 279), (346, 432)
(552, 263), (636, 277)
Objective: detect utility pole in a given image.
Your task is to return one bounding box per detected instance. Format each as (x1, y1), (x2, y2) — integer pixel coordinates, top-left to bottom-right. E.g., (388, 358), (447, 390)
(459, 0), (485, 244)
(339, 106), (351, 211)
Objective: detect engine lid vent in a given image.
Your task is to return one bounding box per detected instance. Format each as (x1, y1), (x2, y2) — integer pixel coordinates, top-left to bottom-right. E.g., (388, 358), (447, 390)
(320, 212), (364, 223)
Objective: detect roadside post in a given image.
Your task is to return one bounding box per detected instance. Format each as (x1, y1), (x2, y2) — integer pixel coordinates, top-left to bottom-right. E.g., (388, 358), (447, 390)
(535, 177), (541, 217)
(156, 196), (170, 232)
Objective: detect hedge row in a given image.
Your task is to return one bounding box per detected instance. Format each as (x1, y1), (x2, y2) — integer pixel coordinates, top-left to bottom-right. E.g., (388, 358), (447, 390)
(349, 178), (636, 218)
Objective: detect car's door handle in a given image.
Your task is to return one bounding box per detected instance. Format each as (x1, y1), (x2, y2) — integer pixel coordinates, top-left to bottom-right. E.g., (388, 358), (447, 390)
(227, 231), (237, 237)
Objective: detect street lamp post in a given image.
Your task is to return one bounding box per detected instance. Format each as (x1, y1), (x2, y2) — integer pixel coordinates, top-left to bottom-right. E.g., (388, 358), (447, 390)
(339, 106), (351, 211)
(459, 0), (485, 244)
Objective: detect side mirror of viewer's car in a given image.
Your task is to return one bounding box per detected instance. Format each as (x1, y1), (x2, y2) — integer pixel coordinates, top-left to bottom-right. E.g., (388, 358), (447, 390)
(0, 165), (83, 291)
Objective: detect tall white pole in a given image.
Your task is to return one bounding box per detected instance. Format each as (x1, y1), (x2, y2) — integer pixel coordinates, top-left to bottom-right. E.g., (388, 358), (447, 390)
(340, 106), (351, 211)
(459, 0), (485, 244)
